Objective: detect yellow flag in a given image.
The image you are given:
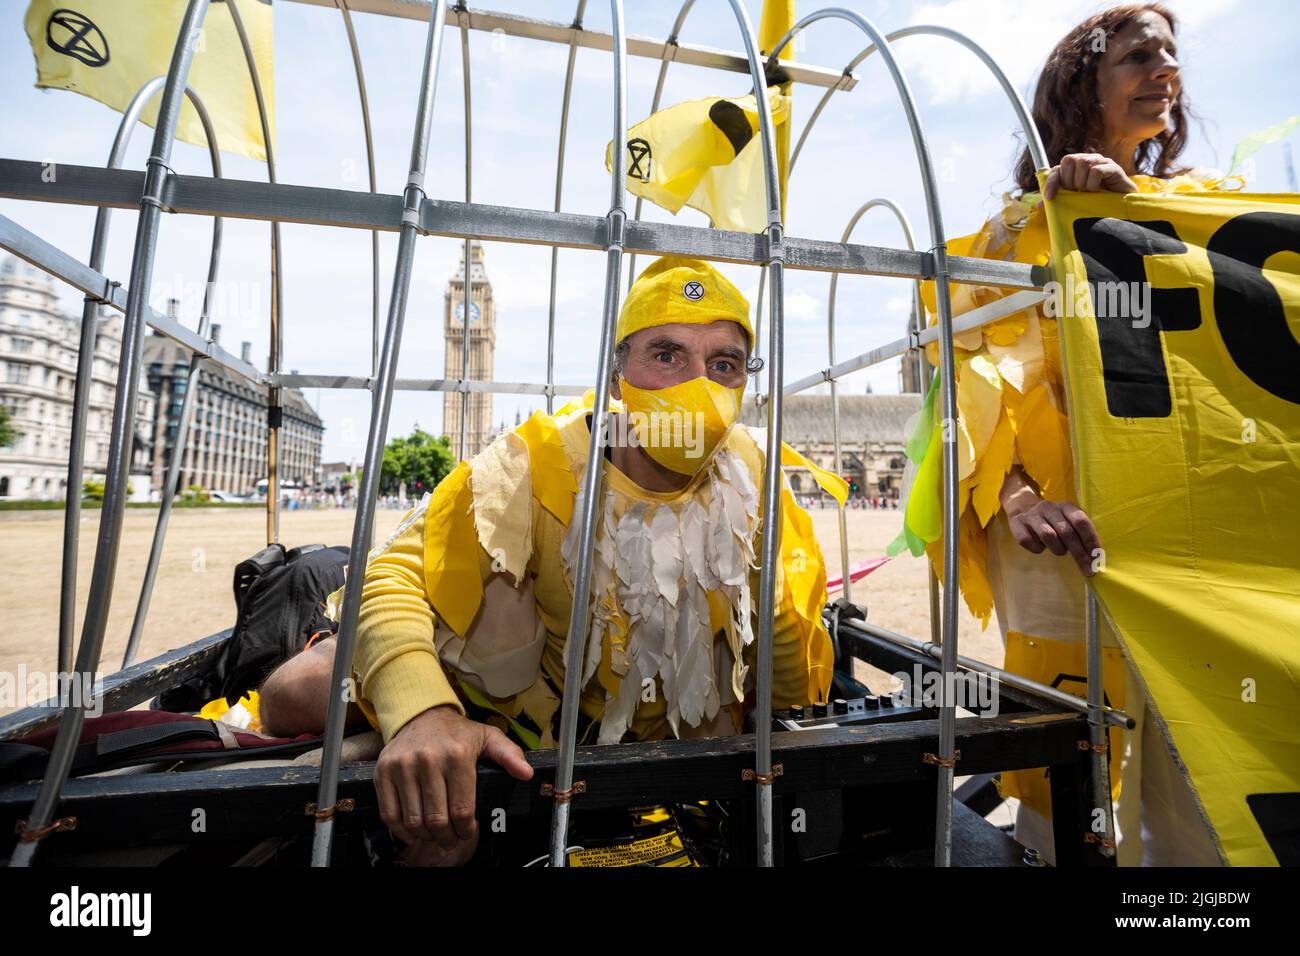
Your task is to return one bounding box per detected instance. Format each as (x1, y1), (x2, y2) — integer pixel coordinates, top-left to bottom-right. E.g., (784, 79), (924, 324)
(606, 89), (790, 234)
(1041, 177), (1300, 866)
(24, 0), (275, 161)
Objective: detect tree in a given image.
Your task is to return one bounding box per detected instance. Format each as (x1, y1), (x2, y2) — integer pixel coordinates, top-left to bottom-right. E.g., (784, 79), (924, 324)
(0, 405), (17, 449)
(377, 427), (455, 497)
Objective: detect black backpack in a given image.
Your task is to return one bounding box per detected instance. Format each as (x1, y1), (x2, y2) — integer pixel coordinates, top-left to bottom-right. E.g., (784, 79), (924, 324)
(155, 543), (350, 712)
(216, 543), (350, 705)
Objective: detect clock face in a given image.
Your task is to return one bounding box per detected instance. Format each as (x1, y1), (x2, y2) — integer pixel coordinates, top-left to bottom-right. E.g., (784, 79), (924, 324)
(454, 301), (481, 325)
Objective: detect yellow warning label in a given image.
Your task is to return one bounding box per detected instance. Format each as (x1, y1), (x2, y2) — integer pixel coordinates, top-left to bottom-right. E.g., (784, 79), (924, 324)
(567, 830), (697, 868)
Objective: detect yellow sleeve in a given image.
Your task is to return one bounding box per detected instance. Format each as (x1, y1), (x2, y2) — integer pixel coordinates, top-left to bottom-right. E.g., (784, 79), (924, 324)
(352, 508), (493, 744)
(745, 487), (835, 708)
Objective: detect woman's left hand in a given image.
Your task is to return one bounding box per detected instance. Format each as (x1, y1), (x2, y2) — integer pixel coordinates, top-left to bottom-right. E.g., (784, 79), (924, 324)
(1043, 152), (1139, 201)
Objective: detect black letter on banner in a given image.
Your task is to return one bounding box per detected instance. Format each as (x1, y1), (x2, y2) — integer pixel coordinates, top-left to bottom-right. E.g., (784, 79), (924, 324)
(1072, 218), (1201, 417)
(1206, 212), (1300, 405)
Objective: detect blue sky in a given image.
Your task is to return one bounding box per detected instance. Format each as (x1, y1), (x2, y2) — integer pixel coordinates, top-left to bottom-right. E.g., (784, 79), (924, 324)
(2, 0), (1297, 464)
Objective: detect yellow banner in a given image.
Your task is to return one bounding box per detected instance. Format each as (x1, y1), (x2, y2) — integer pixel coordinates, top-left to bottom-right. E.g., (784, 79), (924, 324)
(24, 0), (274, 161)
(1041, 180), (1300, 866)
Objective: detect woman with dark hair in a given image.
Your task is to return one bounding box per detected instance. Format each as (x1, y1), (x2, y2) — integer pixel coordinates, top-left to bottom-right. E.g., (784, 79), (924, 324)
(911, 4), (1239, 865)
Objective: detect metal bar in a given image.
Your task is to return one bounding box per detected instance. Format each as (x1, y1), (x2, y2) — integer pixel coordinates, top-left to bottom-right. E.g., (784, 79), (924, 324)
(59, 75), (209, 678)
(786, 25), (1048, 182)
(283, 0), (853, 91)
(123, 84), (225, 670)
(774, 20), (1050, 858)
(226, 0), (284, 546)
(335, 0), (382, 380)
(0, 161), (1048, 289)
(835, 615), (1134, 729)
(271, 373), (587, 394)
(9, 0), (213, 868)
(625, 0), (696, 294)
(545, 2), (587, 414)
(717, 0), (786, 870)
(310, 0), (452, 867)
(783, 290), (1049, 397)
(0, 631), (233, 743)
(770, 7), (962, 868)
(0, 213), (264, 383)
(547, 0), (626, 869)
(0, 711), (1092, 848)
(826, 199), (920, 603)
(1084, 589), (1117, 856)
(457, 2), (472, 461)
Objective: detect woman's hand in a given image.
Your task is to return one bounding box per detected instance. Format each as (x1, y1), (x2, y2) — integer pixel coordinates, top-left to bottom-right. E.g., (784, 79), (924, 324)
(1043, 153), (1139, 201)
(1000, 467), (1102, 577)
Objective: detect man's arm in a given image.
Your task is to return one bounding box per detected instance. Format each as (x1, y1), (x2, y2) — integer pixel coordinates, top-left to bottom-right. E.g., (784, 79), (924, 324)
(354, 494), (533, 856)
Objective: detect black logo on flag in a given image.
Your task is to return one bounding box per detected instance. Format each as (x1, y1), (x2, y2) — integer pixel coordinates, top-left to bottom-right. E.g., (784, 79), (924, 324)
(627, 138), (652, 183)
(47, 9), (110, 68)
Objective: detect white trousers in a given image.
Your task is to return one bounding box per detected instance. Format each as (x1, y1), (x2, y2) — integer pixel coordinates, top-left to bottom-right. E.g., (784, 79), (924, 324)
(985, 512), (1222, 866)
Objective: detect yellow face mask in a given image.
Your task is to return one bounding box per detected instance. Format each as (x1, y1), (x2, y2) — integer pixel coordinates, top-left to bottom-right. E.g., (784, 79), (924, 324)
(617, 374), (745, 477)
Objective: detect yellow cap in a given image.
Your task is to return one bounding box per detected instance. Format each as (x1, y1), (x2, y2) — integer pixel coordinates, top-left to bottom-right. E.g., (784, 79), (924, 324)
(616, 256), (753, 352)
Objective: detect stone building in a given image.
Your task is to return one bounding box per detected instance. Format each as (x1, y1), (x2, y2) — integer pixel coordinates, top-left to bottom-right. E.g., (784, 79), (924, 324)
(741, 393), (920, 500)
(143, 328), (324, 496)
(442, 241), (496, 459)
(0, 256), (156, 500)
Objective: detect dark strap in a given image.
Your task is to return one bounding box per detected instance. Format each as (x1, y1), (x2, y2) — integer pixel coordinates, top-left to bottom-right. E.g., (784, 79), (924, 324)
(95, 720), (220, 759)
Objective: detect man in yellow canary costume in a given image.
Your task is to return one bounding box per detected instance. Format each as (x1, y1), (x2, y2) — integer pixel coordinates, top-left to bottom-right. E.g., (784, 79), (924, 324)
(259, 256), (845, 864)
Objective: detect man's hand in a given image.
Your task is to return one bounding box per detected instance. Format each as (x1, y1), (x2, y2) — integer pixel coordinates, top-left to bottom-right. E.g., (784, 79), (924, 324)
(1043, 153), (1139, 201)
(374, 705), (533, 857)
(1001, 467), (1101, 577)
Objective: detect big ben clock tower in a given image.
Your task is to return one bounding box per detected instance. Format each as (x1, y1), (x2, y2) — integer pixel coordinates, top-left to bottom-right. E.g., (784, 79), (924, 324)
(443, 241), (496, 458)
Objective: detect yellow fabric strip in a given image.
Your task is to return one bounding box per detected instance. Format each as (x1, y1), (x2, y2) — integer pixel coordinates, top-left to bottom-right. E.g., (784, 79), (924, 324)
(422, 460), (483, 637)
(516, 410), (579, 526)
(780, 441), (848, 506)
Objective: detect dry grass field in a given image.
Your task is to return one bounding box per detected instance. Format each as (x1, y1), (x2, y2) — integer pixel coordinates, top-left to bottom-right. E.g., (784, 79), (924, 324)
(0, 504), (1002, 713)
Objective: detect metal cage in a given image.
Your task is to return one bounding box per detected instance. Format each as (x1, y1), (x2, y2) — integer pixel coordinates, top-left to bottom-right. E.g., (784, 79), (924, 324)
(0, 0), (1124, 868)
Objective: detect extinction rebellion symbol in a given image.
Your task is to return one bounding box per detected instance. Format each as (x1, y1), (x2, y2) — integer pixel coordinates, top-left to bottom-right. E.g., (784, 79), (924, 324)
(627, 138), (652, 183)
(47, 9), (109, 68)
(683, 281), (705, 301)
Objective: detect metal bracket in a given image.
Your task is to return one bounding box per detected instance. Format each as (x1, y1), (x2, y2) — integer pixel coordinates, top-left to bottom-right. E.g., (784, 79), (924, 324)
(928, 241), (951, 281)
(305, 797), (355, 821)
(84, 278), (121, 307)
(766, 222), (785, 264)
(14, 815), (77, 843)
(742, 763), (784, 785)
(606, 207), (627, 251)
(141, 154), (177, 213)
(541, 780), (586, 804)
(922, 749), (961, 769)
(401, 171), (427, 229)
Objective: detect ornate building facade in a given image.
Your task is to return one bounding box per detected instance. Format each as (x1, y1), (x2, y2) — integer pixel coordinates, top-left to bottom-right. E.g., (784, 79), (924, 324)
(0, 256), (156, 500)
(143, 329), (323, 496)
(442, 241), (496, 459)
(741, 393), (920, 500)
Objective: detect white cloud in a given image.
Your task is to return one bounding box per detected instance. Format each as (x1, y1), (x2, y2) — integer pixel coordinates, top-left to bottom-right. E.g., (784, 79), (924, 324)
(898, 0), (1241, 106)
